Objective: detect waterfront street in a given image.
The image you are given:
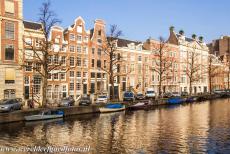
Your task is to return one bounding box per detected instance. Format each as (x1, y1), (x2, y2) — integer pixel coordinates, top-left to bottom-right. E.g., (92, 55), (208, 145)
(0, 98), (230, 153)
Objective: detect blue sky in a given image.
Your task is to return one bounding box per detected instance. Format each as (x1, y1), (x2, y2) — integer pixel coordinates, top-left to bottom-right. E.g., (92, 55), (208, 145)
(24, 0), (230, 43)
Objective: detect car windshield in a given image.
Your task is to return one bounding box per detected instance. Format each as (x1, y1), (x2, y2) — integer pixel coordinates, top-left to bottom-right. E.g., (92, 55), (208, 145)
(0, 99), (8, 104)
(137, 94), (143, 96)
(124, 92), (133, 97)
(147, 91), (154, 94)
(82, 97), (89, 100)
(98, 96), (107, 98)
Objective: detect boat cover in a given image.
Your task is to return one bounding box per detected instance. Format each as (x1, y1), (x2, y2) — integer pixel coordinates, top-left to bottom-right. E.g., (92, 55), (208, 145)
(105, 104), (123, 109)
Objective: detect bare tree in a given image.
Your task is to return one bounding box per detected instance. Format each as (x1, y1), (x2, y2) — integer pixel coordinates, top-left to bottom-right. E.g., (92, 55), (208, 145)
(207, 54), (220, 94)
(184, 47), (203, 95)
(23, 1), (62, 107)
(150, 37), (175, 97)
(99, 25), (125, 100)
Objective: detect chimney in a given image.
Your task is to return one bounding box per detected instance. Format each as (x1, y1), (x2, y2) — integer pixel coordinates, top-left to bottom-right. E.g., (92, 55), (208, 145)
(192, 34), (197, 40)
(179, 30), (184, 35)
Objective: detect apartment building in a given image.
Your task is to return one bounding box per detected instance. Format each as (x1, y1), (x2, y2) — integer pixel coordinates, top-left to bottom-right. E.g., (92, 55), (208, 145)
(143, 38), (180, 93)
(168, 27), (209, 94)
(0, 0), (24, 99)
(22, 16), (108, 103)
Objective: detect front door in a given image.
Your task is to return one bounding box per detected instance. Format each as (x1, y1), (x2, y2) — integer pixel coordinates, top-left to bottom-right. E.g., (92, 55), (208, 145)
(25, 86), (30, 99)
(83, 84), (87, 94)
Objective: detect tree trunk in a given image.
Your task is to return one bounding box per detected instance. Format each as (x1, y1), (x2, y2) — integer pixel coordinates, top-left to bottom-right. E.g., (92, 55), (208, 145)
(189, 80), (192, 96)
(42, 77), (47, 107)
(158, 79), (162, 98)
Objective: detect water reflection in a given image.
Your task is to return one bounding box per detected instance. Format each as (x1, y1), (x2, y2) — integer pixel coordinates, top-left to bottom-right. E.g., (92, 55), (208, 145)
(0, 99), (230, 153)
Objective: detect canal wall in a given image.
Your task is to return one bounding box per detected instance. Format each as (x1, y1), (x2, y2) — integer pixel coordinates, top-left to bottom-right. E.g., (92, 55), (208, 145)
(0, 106), (100, 124)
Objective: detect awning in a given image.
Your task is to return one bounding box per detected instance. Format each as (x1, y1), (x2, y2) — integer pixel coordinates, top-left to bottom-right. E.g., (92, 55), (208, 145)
(5, 68), (15, 80)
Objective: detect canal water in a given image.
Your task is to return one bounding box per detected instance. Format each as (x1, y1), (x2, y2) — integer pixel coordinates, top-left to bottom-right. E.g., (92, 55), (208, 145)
(0, 99), (230, 154)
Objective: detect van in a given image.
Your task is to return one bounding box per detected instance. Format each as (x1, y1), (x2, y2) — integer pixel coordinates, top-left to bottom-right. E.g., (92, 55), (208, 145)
(145, 88), (156, 99)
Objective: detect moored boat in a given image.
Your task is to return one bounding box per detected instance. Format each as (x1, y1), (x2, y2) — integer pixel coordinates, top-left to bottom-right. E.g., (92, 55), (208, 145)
(25, 110), (64, 121)
(167, 97), (185, 104)
(99, 104), (125, 113)
(127, 101), (152, 110)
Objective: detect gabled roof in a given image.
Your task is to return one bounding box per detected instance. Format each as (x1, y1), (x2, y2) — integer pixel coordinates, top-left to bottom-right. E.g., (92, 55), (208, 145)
(108, 37), (142, 47)
(23, 21), (42, 30)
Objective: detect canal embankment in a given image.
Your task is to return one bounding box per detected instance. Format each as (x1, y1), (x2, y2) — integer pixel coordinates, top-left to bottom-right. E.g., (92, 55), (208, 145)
(0, 93), (229, 124)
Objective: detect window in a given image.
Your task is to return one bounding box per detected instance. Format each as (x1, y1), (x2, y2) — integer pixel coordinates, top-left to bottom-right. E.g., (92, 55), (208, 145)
(104, 60), (106, 69)
(53, 85), (59, 99)
(83, 58), (87, 67)
(92, 48), (95, 54)
(84, 36), (88, 42)
(4, 89), (15, 99)
(83, 72), (87, 78)
(77, 46), (81, 53)
(97, 48), (102, 56)
(97, 60), (101, 68)
(83, 46), (88, 54)
(25, 62), (32, 72)
(91, 59), (95, 67)
(5, 0), (15, 15)
(48, 73), (52, 80)
(97, 73), (101, 78)
(53, 73), (59, 80)
(130, 64), (135, 72)
(69, 45), (75, 52)
(77, 71), (81, 77)
(77, 57), (81, 66)
(33, 76), (41, 94)
(35, 63), (41, 72)
(60, 73), (66, 80)
(5, 22), (14, 39)
(130, 55), (135, 61)
(24, 76), (30, 85)
(70, 71), (74, 78)
(138, 64), (142, 73)
(77, 35), (82, 41)
(69, 83), (74, 91)
(70, 57), (74, 66)
(5, 45), (14, 60)
(48, 56), (52, 64)
(97, 38), (102, 44)
(138, 55), (142, 61)
(98, 30), (101, 36)
(35, 39), (41, 47)
(53, 55), (59, 64)
(69, 34), (75, 41)
(47, 85), (52, 99)
(91, 72), (95, 78)
(76, 82), (81, 91)
(61, 56), (66, 65)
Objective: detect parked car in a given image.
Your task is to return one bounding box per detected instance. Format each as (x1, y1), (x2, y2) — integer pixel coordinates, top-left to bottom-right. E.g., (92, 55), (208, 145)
(58, 97), (75, 107)
(172, 92), (180, 97)
(79, 96), (91, 106)
(213, 89), (225, 94)
(96, 95), (108, 104)
(135, 93), (145, 100)
(181, 92), (189, 97)
(145, 88), (156, 99)
(163, 92), (173, 98)
(0, 99), (22, 112)
(123, 92), (135, 101)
